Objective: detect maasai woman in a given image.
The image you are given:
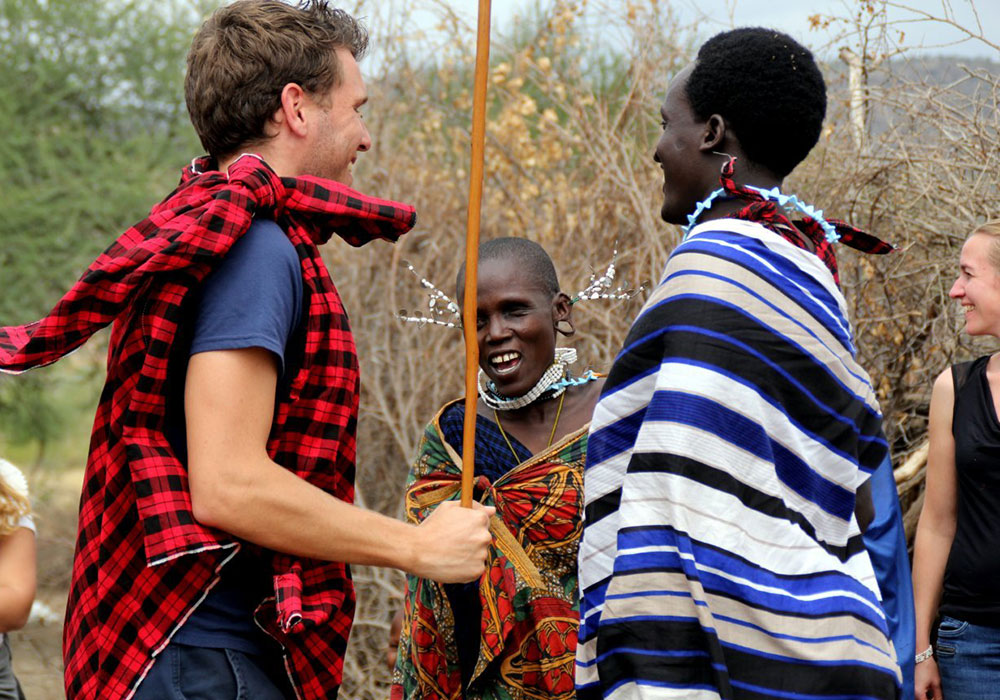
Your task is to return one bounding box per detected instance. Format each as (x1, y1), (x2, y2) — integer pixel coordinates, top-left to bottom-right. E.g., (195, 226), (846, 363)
(576, 27), (902, 700)
(392, 237), (603, 700)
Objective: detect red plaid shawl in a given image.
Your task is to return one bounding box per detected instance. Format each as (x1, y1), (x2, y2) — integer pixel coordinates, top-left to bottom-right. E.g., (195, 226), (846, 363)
(0, 155), (415, 699)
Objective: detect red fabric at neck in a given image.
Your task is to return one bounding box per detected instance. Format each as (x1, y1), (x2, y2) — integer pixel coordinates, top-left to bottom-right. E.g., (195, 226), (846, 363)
(717, 157), (893, 284)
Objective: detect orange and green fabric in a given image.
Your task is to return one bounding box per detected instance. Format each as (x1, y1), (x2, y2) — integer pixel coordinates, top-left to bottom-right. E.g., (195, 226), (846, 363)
(392, 399), (586, 700)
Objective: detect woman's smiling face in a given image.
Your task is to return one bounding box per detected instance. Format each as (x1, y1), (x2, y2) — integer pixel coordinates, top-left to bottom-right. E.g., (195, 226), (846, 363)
(474, 256), (568, 398)
(951, 232), (1000, 338)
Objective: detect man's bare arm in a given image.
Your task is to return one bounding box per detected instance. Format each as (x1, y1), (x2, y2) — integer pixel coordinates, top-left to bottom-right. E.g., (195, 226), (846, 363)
(185, 347), (492, 583)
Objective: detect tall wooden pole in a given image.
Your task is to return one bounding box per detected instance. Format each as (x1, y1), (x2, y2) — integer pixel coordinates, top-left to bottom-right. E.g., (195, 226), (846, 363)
(461, 0), (492, 507)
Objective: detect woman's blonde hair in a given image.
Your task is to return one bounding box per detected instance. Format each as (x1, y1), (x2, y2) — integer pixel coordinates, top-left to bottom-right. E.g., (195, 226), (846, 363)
(971, 220), (1000, 272)
(0, 463), (31, 537)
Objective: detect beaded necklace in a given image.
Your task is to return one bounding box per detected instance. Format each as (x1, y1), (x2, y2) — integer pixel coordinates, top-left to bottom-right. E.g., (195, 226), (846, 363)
(481, 346), (599, 460)
(683, 156), (894, 283)
(478, 347), (577, 411)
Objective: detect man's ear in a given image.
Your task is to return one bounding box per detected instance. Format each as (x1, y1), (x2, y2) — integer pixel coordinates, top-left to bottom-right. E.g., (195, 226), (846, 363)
(700, 114), (726, 152)
(271, 82), (310, 138)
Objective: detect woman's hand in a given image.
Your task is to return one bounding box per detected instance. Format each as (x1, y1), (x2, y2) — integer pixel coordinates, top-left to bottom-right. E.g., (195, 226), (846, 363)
(914, 655), (942, 699)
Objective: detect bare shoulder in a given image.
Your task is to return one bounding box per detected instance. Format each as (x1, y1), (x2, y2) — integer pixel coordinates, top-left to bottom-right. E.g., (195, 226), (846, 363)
(928, 365), (956, 435)
(555, 377), (606, 435)
(932, 366), (954, 396)
(588, 376), (606, 404)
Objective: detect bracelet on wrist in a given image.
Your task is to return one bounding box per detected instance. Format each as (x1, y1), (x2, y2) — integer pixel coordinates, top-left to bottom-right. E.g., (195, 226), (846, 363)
(915, 644), (934, 664)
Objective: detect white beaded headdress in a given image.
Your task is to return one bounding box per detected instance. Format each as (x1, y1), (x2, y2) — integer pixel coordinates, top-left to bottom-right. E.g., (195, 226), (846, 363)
(397, 248), (644, 409)
(397, 248), (644, 329)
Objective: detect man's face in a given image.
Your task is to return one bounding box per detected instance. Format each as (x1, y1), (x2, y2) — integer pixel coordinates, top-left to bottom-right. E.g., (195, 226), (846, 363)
(301, 47), (371, 185)
(653, 65), (712, 225)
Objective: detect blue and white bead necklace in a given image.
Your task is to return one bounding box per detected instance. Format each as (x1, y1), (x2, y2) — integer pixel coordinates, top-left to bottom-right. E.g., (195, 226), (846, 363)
(683, 185), (841, 244)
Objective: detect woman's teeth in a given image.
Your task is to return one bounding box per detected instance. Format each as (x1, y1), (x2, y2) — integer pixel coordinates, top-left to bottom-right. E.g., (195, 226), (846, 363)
(491, 352), (522, 374)
(492, 352), (519, 364)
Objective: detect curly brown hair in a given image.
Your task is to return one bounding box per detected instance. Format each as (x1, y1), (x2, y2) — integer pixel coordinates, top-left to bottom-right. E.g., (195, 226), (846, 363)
(185, 0), (369, 162)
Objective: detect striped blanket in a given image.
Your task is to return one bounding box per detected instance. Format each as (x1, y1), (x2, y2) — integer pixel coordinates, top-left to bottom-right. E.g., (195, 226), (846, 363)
(577, 219), (901, 699)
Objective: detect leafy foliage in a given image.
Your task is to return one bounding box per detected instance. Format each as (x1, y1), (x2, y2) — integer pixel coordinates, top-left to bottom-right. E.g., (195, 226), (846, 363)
(0, 0), (203, 444)
(0, 0), (202, 323)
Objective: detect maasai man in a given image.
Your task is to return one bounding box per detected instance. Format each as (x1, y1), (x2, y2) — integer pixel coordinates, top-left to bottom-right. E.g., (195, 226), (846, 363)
(576, 28), (903, 699)
(393, 238), (604, 700)
(0, 2), (493, 698)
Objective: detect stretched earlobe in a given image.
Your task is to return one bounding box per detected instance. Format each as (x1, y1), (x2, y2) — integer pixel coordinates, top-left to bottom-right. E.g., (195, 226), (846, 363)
(553, 292), (573, 337)
(555, 319), (575, 337)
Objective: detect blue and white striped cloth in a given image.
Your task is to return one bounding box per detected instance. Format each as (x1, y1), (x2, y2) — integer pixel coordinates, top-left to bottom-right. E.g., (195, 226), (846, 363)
(577, 219), (901, 699)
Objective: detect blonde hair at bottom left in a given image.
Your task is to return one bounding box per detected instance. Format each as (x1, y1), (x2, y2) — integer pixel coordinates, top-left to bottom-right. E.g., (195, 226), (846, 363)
(0, 459), (31, 537)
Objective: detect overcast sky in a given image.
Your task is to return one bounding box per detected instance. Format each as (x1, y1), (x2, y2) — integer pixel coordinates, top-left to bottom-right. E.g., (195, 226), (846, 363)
(437, 0), (1000, 59)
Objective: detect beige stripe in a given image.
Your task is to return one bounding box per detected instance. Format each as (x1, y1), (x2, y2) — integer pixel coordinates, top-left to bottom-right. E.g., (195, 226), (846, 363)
(646, 247), (878, 410)
(442, 438), (462, 472)
(608, 684), (721, 700)
(411, 482), (544, 588)
(489, 515), (544, 588)
(603, 570), (897, 674)
(630, 387), (866, 531)
(411, 483), (459, 509)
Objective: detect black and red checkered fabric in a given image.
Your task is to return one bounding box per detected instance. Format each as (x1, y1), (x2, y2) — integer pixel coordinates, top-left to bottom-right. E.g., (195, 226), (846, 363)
(719, 157), (893, 283)
(0, 155), (416, 699)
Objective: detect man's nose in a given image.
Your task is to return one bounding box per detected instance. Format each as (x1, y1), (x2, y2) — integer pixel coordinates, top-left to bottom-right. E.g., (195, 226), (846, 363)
(358, 123), (372, 152)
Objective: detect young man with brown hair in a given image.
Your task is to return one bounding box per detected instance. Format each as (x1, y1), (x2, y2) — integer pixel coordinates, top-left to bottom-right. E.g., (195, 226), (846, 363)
(0, 2), (493, 698)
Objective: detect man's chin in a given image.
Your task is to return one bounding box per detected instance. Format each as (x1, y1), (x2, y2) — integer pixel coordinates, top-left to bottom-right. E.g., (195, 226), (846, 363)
(308, 167), (352, 186)
(660, 203), (684, 226)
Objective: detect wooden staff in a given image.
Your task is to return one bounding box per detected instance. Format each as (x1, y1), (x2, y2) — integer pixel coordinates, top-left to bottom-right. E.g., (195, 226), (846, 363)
(461, 0), (492, 507)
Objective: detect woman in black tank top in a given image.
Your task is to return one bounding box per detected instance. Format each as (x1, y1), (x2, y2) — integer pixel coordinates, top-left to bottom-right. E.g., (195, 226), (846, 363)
(913, 220), (1000, 700)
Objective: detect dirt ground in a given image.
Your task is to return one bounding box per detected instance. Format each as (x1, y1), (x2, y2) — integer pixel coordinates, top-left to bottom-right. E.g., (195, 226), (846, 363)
(11, 593), (65, 700)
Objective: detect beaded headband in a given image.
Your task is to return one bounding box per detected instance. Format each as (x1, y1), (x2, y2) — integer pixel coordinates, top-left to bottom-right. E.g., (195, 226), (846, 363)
(396, 261), (462, 329)
(396, 248), (644, 329)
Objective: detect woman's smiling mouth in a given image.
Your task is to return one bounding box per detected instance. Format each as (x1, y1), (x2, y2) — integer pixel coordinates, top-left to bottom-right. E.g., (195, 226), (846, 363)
(490, 351), (522, 375)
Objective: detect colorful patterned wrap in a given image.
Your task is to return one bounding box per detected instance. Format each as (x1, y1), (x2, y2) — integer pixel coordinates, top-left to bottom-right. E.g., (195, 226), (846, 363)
(393, 400), (588, 700)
